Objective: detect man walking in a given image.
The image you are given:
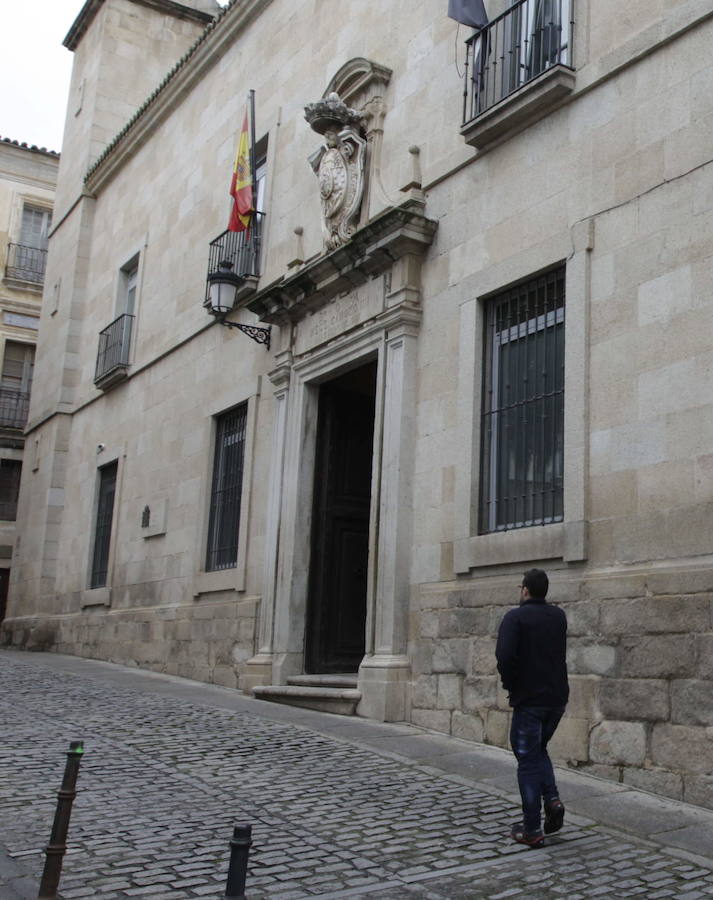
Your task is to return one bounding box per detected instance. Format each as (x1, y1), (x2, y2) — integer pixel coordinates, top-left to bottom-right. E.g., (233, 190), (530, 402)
(496, 568), (568, 847)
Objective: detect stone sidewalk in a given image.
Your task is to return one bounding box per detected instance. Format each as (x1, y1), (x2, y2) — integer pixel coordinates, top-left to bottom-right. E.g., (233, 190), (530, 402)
(1, 649), (712, 900)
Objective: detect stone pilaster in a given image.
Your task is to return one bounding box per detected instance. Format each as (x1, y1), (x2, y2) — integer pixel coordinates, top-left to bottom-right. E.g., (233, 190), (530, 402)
(241, 350), (293, 693)
(358, 313), (419, 721)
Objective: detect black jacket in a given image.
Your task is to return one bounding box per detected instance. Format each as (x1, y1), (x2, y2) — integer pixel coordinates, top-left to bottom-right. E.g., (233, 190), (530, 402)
(495, 597), (569, 709)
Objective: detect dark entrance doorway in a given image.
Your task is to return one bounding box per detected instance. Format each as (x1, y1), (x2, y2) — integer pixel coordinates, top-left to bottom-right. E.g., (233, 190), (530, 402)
(306, 361), (377, 674)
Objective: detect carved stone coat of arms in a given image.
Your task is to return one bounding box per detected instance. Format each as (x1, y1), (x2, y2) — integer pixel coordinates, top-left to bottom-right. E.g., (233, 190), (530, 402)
(305, 92), (367, 251)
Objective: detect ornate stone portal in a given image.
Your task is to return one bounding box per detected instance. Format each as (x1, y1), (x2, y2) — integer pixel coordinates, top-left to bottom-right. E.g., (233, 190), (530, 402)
(244, 61), (439, 723)
(305, 92), (367, 251)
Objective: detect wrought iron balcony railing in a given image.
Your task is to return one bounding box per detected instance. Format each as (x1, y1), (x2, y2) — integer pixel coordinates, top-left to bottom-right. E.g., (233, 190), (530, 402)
(204, 212), (264, 306)
(463, 0), (573, 125)
(4, 243), (48, 285)
(95, 313), (134, 388)
(0, 389), (30, 430)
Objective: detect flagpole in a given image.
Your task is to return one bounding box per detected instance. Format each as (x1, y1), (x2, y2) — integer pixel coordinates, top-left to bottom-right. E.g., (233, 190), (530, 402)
(249, 90), (256, 206)
(248, 89), (257, 256)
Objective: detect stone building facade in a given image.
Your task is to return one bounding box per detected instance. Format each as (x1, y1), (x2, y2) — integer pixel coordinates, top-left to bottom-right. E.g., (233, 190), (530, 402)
(3, 0), (713, 808)
(0, 138), (58, 622)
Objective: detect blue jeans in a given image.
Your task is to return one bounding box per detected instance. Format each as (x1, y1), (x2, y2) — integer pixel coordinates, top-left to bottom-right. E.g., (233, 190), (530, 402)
(510, 705), (565, 832)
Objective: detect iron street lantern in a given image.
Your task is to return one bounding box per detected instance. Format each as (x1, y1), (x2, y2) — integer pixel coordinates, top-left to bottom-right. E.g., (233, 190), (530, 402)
(206, 259), (244, 315)
(205, 258), (271, 349)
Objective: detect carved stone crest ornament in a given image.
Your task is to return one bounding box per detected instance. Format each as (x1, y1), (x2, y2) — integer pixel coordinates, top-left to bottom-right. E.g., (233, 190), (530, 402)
(305, 92), (367, 251)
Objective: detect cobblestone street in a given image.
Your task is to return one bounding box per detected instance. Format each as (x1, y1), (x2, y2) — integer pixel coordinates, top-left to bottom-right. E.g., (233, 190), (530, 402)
(2, 649), (713, 899)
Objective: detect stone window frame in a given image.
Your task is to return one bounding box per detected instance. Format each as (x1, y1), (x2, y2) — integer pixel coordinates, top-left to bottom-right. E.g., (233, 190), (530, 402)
(113, 238), (146, 360)
(5, 195), (53, 252)
(192, 377), (261, 598)
(0, 338), (35, 395)
(253, 134), (269, 216)
(118, 256), (139, 318)
(204, 402), (249, 574)
(251, 132), (270, 281)
(19, 202), (52, 251)
(81, 443), (127, 609)
(453, 220), (592, 572)
(89, 459), (118, 589)
(5, 193), (54, 288)
(479, 265), (566, 535)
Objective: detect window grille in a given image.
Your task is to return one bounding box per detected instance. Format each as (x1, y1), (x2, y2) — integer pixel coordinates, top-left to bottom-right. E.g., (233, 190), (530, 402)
(205, 404), (247, 572)
(480, 266), (565, 533)
(91, 461), (117, 588)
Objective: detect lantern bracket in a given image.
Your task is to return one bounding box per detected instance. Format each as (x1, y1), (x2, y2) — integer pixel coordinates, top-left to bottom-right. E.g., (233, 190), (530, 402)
(219, 318), (271, 349)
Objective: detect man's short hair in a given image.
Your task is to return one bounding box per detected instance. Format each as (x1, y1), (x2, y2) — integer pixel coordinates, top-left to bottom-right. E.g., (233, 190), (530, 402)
(522, 568), (549, 598)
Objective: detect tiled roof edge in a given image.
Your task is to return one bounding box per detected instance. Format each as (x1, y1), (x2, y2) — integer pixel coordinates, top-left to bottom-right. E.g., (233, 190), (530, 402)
(0, 137), (60, 159)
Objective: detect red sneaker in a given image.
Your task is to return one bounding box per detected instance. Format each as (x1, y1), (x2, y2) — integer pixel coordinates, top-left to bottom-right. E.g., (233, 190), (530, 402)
(510, 823), (545, 848)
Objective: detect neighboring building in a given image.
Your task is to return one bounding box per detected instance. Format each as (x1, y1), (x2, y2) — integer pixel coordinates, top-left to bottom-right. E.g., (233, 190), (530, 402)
(0, 138), (58, 623)
(3, 0), (713, 810)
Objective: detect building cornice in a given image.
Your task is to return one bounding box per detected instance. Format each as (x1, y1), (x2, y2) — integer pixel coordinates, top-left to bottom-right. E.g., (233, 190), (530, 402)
(63, 0), (216, 52)
(247, 196), (438, 326)
(83, 0), (272, 195)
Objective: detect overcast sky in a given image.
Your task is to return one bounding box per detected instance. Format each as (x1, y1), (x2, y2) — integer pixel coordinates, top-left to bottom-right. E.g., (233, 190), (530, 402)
(1, 0), (229, 154)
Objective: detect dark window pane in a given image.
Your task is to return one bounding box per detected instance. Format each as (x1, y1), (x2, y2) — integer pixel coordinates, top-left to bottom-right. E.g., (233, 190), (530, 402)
(91, 462), (117, 588)
(529, 0), (566, 78)
(480, 266), (565, 534)
(0, 568), (9, 623)
(206, 404), (247, 571)
(0, 460), (22, 521)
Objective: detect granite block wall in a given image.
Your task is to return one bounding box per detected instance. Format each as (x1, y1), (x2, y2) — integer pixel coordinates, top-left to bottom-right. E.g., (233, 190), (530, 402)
(410, 570), (713, 809)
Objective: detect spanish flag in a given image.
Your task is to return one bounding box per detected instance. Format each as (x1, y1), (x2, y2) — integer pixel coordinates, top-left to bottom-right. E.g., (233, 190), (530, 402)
(228, 108), (253, 232)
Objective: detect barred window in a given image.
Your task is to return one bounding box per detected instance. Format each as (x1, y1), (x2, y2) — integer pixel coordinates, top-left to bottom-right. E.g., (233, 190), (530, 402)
(91, 461), (117, 588)
(206, 404), (247, 572)
(480, 267), (565, 534)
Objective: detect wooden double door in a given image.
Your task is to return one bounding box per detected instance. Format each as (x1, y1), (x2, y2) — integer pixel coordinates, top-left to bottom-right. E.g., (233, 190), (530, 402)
(306, 362), (377, 674)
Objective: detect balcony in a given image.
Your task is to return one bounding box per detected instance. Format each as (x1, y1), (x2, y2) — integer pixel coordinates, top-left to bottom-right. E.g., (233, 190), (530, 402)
(94, 313), (134, 391)
(4, 243), (48, 287)
(461, 0), (575, 149)
(204, 212), (264, 310)
(0, 389), (30, 430)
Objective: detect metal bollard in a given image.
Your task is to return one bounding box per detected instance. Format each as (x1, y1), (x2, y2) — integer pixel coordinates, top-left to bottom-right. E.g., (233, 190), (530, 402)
(223, 823), (252, 900)
(38, 739), (84, 900)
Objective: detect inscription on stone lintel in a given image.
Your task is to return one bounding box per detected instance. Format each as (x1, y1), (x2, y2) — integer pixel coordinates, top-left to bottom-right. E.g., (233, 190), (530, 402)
(296, 277), (385, 355)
